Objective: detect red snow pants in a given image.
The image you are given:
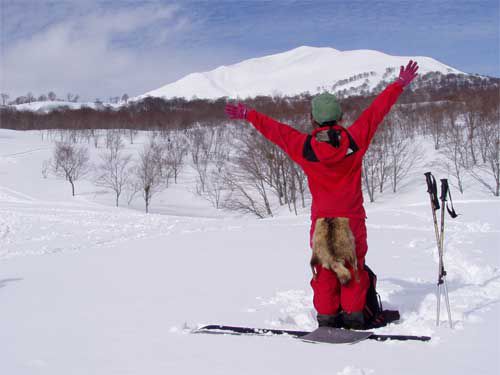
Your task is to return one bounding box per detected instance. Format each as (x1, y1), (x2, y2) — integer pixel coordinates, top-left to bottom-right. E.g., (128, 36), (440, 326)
(309, 217), (370, 314)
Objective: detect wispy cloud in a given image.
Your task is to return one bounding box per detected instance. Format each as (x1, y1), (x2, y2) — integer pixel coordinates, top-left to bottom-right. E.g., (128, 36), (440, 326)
(1, 2), (197, 100)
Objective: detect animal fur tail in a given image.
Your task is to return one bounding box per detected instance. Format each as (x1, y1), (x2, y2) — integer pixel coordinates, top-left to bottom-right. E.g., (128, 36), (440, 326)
(311, 217), (359, 285)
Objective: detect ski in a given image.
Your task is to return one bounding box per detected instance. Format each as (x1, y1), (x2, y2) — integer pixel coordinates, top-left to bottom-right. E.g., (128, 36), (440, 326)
(193, 324), (431, 343)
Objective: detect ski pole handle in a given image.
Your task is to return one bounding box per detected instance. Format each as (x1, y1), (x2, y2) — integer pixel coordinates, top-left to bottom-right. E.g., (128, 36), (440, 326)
(440, 178), (459, 219)
(424, 172), (440, 210)
(440, 179), (449, 202)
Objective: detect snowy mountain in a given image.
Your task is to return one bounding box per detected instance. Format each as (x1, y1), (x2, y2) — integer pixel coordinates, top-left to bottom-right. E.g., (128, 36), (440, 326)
(139, 46), (463, 100)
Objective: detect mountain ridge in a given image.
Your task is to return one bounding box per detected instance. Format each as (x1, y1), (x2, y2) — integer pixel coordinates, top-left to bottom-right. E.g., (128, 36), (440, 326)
(138, 46), (463, 100)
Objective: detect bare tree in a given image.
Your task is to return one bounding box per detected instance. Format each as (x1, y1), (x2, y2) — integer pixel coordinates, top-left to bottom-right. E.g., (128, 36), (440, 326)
(222, 168), (272, 218)
(1, 93), (9, 105)
(128, 129), (138, 144)
(104, 130), (123, 153)
(125, 168), (141, 206)
(362, 136), (384, 202)
(134, 139), (164, 213)
(165, 132), (187, 183)
(468, 111), (500, 196)
(95, 138), (132, 206)
(462, 97), (482, 165)
(205, 166), (227, 209)
(153, 142), (175, 188)
(48, 91), (57, 101)
(374, 123), (391, 193)
(121, 93), (129, 103)
(41, 159), (50, 178)
(291, 160), (308, 209)
(385, 114), (422, 193)
(52, 142), (90, 196)
(421, 103), (445, 150)
(441, 121), (469, 193)
(188, 125), (228, 194)
(188, 129), (209, 193)
(228, 135), (274, 216)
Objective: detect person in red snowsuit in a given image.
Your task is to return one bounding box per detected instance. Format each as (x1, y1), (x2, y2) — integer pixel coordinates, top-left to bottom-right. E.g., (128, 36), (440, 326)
(225, 60), (419, 329)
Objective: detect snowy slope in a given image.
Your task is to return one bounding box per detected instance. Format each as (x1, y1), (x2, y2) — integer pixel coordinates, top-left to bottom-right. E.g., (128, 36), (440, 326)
(11, 101), (123, 113)
(0, 129), (499, 375)
(139, 46), (463, 100)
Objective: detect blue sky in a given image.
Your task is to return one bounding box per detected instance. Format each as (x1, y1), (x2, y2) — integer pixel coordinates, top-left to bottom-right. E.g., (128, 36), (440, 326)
(1, 0), (498, 101)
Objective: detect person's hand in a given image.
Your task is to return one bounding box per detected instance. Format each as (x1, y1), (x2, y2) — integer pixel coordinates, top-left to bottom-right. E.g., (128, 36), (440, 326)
(397, 60), (419, 87)
(224, 103), (248, 120)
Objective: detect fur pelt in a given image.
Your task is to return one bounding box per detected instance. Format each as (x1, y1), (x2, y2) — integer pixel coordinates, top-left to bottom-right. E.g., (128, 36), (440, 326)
(311, 217), (358, 285)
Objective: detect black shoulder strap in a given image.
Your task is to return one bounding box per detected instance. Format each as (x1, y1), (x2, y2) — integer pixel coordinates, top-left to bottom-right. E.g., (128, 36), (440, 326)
(344, 129), (359, 156)
(303, 135), (319, 162)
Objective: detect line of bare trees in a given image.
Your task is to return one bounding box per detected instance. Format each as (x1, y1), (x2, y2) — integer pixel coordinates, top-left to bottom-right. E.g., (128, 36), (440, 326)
(43, 89), (498, 218)
(185, 119), (310, 217)
(432, 94), (500, 196)
(46, 130), (188, 213)
(0, 92), (133, 106)
(15, 72), (500, 217)
(2, 74), (497, 132)
(362, 108), (423, 202)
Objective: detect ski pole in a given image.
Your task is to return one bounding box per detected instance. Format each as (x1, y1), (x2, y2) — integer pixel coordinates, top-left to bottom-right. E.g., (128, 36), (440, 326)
(439, 179), (453, 328)
(424, 172), (441, 245)
(424, 172), (444, 327)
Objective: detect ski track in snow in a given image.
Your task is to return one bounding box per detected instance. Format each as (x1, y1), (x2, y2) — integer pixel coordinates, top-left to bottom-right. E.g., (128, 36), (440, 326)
(1, 147), (49, 158)
(0, 187), (253, 260)
(0, 201), (235, 260)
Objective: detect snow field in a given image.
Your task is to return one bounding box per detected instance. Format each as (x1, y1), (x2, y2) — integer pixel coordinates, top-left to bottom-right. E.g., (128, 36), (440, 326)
(0, 128), (499, 374)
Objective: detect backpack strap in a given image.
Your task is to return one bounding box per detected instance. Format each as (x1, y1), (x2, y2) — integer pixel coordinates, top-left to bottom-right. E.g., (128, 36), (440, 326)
(303, 135), (319, 162)
(302, 127), (359, 162)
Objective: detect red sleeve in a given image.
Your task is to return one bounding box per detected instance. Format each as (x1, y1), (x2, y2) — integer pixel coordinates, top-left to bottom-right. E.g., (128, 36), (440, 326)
(246, 110), (307, 163)
(348, 82), (404, 152)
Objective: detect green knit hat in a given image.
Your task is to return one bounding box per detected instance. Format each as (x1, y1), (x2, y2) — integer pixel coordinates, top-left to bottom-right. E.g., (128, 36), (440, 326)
(311, 93), (343, 125)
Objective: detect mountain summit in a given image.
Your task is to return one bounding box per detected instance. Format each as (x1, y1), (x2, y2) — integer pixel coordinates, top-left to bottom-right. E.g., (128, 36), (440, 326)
(139, 46), (462, 100)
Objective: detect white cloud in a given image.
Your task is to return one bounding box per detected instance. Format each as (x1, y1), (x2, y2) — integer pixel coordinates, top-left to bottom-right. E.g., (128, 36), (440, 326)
(0, 4), (198, 101)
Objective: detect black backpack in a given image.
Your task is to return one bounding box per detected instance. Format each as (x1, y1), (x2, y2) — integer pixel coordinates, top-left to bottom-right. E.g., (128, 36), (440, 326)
(363, 265), (400, 328)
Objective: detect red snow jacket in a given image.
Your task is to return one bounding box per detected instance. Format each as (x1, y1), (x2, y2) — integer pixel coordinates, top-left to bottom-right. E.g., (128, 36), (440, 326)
(246, 82), (404, 221)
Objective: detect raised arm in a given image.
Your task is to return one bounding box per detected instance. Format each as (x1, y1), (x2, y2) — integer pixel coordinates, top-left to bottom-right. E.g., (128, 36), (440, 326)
(225, 103), (306, 163)
(348, 60), (419, 152)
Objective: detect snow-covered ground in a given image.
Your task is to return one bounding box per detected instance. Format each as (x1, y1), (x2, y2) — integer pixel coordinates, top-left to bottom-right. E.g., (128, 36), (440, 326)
(0, 129), (499, 375)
